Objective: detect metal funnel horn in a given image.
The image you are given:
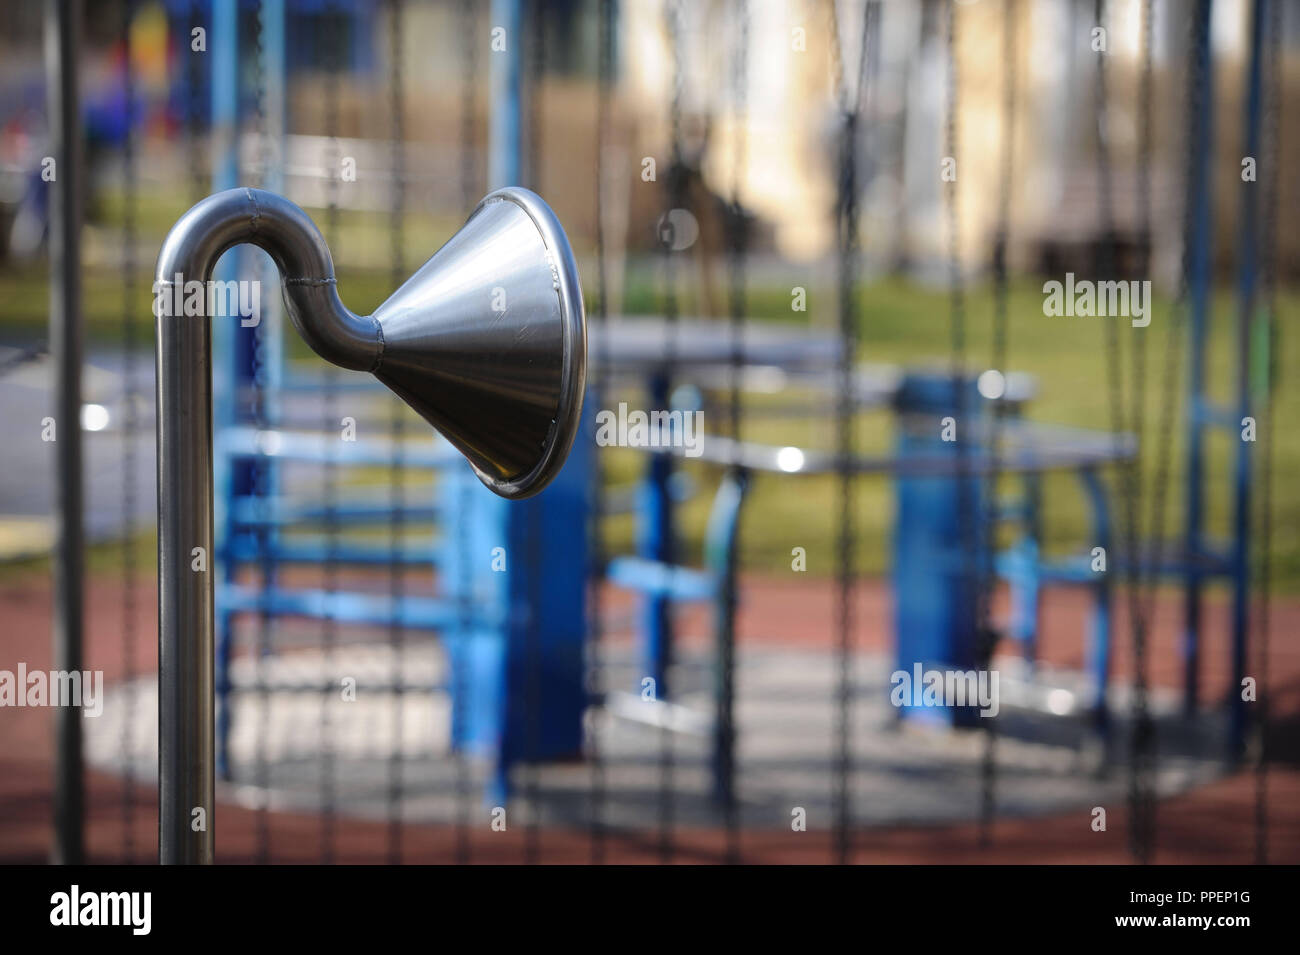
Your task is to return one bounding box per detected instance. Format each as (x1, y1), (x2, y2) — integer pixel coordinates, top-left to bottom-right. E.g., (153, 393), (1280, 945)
(372, 187), (587, 498)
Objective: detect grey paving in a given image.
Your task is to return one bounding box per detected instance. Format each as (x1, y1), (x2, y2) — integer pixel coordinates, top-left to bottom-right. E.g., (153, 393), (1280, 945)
(85, 637), (1227, 832)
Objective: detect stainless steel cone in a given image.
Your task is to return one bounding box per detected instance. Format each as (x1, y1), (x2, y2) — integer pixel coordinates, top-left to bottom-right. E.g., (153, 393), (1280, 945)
(371, 187), (587, 499)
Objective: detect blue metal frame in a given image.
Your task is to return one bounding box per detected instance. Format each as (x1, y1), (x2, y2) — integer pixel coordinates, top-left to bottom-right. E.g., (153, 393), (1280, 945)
(439, 403), (591, 803)
(892, 372), (987, 727)
(638, 371), (677, 697)
(211, 0), (596, 799)
(605, 464), (752, 798)
(892, 370), (1117, 734)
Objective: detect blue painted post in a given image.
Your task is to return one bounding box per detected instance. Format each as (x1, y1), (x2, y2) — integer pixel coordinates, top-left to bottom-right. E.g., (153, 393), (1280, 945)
(1229, 0), (1266, 757)
(639, 371), (675, 698)
(1018, 473), (1044, 666)
(258, 0), (286, 397)
(489, 0), (522, 189)
(210, 0), (241, 780)
(443, 407), (592, 802)
(1006, 535), (1040, 663)
(212, 0), (287, 780)
(1080, 468), (1112, 738)
(892, 370), (985, 727)
(448, 0), (586, 802)
(1182, 0), (1215, 717)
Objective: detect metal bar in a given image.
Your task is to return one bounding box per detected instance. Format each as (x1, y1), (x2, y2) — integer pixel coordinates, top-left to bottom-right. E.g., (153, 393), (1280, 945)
(46, 0), (84, 867)
(155, 182), (587, 863)
(156, 189), (381, 864)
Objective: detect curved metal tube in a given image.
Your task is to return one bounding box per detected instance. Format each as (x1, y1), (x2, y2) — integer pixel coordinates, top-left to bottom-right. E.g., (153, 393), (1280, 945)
(154, 188), (380, 864)
(157, 187), (382, 370)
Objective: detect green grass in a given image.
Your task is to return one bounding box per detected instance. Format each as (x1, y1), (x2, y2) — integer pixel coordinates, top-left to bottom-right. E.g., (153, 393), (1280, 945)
(2, 192), (1295, 588)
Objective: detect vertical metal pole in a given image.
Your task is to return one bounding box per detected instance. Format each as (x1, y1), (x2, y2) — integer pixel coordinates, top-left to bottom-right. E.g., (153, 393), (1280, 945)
(153, 189), (379, 866)
(1230, 0), (1266, 757)
(156, 289), (215, 866)
(46, 0), (84, 866)
(158, 0), (231, 858)
(1182, 0), (1214, 715)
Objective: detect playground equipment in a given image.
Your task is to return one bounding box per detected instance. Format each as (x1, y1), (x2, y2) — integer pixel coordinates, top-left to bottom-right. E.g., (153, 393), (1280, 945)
(30, 0), (1282, 866)
(153, 184), (587, 863)
(588, 0), (1276, 855)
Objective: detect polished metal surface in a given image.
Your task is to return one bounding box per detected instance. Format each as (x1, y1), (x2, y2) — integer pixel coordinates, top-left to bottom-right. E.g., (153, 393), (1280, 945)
(372, 187), (586, 498)
(154, 185), (585, 863)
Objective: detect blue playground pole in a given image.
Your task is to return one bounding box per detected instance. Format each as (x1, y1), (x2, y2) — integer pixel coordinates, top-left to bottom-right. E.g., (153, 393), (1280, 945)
(442, 418), (591, 800)
(210, 0), (242, 780)
(639, 371), (675, 698)
(446, 0), (586, 802)
(892, 370), (986, 727)
(1182, 0), (1214, 717)
(213, 0), (286, 779)
(489, 0), (522, 190)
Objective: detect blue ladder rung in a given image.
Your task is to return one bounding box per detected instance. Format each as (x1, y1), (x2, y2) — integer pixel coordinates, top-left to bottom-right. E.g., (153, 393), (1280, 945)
(219, 583), (460, 629)
(602, 474), (698, 516)
(605, 556), (718, 602)
(224, 536), (438, 566)
(218, 425), (461, 468)
(992, 491), (1040, 523)
(278, 370), (388, 394)
(1031, 556), (1101, 584)
(229, 495), (438, 527)
(996, 550), (1098, 585)
(1193, 399), (1243, 430)
(1114, 542), (1235, 577)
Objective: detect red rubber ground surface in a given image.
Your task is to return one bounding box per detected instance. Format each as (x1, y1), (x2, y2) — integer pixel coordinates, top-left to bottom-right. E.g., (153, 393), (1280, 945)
(1, 571), (1296, 864)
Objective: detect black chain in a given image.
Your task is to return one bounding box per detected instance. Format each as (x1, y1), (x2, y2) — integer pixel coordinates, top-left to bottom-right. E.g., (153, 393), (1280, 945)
(524, 0), (546, 864)
(1252, 0), (1281, 866)
(1094, 0), (1130, 721)
(974, 0), (1018, 849)
(251, 0), (274, 865)
(119, 0), (139, 864)
(716, 0), (749, 865)
(656, 0), (684, 866)
(460, 0), (479, 208)
(1131, 3), (1212, 864)
(452, 0), (477, 868)
(1094, 0), (1126, 759)
(941, 0), (984, 847)
(528, 0), (545, 192)
(586, 0), (614, 866)
(1124, 0), (1158, 867)
(319, 0), (343, 865)
(385, 0), (407, 866)
(828, 0), (870, 865)
(187, 0), (205, 205)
